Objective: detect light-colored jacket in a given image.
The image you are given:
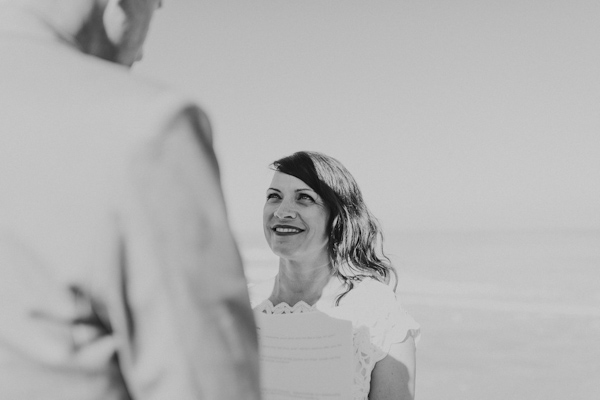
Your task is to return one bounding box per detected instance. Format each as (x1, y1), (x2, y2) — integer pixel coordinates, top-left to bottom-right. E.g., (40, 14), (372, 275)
(0, 11), (260, 400)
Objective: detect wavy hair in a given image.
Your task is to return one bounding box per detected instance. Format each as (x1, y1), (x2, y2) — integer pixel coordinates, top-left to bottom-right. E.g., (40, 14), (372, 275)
(271, 151), (397, 304)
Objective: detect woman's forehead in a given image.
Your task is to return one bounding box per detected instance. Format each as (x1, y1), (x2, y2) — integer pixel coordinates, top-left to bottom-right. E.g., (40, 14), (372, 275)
(270, 172), (314, 191)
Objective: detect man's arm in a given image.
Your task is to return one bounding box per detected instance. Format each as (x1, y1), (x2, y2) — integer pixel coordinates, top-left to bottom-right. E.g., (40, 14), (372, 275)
(114, 106), (260, 399)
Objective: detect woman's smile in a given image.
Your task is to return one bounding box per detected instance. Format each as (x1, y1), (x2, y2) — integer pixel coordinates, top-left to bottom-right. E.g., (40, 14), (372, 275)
(272, 224), (305, 235)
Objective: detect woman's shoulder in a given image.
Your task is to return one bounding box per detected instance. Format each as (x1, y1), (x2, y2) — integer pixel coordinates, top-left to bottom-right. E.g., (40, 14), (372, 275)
(345, 277), (421, 347)
(334, 277), (397, 320)
(349, 277), (397, 303)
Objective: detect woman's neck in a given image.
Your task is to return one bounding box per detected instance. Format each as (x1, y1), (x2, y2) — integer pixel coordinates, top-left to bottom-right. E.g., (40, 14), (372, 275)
(270, 258), (337, 307)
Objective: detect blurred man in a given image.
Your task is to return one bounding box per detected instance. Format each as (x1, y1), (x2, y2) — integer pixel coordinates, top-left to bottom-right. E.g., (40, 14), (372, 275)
(0, 0), (260, 398)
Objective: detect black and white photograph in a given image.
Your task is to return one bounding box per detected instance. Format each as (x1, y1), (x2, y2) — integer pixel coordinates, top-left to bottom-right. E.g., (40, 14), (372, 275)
(1, 1), (598, 399)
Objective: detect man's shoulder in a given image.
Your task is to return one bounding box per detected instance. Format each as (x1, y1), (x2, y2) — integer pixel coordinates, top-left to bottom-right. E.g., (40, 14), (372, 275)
(2, 36), (192, 112)
(0, 37), (207, 163)
(75, 52), (186, 107)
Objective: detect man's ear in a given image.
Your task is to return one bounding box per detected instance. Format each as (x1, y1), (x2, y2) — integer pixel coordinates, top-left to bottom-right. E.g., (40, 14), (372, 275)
(102, 0), (127, 45)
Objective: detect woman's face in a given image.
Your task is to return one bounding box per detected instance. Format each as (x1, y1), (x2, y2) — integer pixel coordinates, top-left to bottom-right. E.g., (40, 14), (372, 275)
(263, 172), (330, 263)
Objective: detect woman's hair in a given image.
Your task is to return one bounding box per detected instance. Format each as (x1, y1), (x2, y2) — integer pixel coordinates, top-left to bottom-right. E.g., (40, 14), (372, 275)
(271, 151), (397, 304)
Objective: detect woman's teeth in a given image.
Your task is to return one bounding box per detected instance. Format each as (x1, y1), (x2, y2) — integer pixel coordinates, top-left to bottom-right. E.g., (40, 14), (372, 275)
(275, 227), (301, 233)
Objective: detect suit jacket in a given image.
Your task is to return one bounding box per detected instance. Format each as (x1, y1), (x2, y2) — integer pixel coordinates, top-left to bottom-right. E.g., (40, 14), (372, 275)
(0, 10), (260, 400)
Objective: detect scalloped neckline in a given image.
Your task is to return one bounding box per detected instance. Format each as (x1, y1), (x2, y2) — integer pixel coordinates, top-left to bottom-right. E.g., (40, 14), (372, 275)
(260, 299), (317, 314)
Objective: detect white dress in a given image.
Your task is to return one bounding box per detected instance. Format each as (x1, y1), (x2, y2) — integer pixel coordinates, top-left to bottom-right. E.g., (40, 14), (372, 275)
(250, 277), (421, 400)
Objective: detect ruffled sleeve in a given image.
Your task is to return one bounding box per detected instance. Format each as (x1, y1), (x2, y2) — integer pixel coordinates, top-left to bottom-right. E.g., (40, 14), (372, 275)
(386, 294), (421, 346)
(346, 279), (420, 362)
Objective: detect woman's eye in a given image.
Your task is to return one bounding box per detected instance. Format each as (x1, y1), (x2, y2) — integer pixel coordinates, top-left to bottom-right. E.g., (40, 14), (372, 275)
(299, 194), (314, 202)
(266, 193), (281, 200)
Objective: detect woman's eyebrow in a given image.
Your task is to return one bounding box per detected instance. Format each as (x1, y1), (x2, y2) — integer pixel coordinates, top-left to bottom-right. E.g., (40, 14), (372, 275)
(267, 188), (315, 194)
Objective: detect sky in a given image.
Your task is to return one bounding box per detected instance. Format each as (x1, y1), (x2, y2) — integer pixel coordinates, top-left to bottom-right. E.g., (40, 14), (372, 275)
(136, 0), (600, 236)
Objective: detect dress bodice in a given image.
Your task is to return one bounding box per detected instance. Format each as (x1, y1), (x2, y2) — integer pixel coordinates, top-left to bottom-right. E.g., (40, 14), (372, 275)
(251, 278), (420, 400)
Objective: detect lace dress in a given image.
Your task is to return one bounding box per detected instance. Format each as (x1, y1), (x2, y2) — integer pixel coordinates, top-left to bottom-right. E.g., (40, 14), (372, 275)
(250, 278), (420, 400)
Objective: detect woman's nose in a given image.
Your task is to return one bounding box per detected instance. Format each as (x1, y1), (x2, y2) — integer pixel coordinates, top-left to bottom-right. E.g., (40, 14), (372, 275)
(274, 201), (297, 219)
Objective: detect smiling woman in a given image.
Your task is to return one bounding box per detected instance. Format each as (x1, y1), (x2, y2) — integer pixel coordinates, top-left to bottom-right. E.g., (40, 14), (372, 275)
(264, 172), (330, 267)
(250, 151), (421, 400)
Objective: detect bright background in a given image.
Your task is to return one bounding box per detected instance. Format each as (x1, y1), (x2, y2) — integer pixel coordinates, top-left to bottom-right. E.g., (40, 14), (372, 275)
(136, 2), (600, 400)
(137, 0), (600, 237)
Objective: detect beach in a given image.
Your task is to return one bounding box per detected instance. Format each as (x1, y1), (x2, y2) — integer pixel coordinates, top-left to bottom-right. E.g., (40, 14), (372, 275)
(239, 230), (600, 400)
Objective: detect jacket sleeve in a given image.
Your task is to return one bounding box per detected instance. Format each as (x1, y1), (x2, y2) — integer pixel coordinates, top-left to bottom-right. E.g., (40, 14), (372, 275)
(112, 104), (261, 399)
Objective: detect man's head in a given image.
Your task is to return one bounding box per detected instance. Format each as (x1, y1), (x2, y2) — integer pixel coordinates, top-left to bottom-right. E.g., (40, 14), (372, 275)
(4, 0), (162, 66)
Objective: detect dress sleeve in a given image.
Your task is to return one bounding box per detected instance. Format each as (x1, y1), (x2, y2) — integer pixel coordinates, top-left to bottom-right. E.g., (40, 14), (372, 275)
(112, 105), (260, 399)
(361, 281), (420, 361)
(386, 294), (421, 346)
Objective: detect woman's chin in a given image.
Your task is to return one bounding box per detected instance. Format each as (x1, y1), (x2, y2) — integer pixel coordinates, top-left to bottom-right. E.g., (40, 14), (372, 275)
(271, 247), (296, 260)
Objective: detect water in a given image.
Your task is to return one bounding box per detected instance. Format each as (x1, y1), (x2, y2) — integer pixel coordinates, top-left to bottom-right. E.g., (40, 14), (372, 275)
(238, 229), (600, 400)
(388, 230), (600, 316)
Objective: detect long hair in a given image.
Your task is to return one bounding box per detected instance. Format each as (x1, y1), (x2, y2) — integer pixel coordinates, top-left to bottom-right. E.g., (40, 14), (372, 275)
(271, 151), (397, 304)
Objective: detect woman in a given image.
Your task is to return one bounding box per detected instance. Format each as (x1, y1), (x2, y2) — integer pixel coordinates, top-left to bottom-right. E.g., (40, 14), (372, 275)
(249, 151), (420, 400)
